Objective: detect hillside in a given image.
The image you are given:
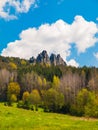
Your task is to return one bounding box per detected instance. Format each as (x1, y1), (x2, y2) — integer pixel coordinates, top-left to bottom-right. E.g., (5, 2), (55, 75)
(0, 52), (98, 118)
(0, 103), (98, 130)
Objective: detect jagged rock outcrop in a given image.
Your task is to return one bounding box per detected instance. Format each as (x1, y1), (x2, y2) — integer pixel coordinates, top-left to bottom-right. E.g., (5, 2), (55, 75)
(29, 50), (66, 66)
(50, 53), (66, 65)
(56, 54), (66, 65)
(36, 50), (50, 64)
(50, 53), (57, 65)
(29, 56), (36, 64)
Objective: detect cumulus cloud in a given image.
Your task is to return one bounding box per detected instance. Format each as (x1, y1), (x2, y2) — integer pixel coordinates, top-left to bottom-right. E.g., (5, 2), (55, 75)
(70, 16), (98, 53)
(67, 59), (79, 67)
(0, 0), (36, 20)
(94, 52), (98, 60)
(1, 15), (98, 67)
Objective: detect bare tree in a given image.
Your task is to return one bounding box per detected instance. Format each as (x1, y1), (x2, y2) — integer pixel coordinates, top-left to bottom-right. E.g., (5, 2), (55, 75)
(60, 71), (81, 105)
(0, 69), (11, 101)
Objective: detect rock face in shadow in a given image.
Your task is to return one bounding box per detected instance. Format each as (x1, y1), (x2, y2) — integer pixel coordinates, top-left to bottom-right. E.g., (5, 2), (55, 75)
(50, 53), (57, 65)
(29, 56), (36, 64)
(36, 50), (50, 64)
(56, 54), (66, 65)
(29, 50), (66, 66)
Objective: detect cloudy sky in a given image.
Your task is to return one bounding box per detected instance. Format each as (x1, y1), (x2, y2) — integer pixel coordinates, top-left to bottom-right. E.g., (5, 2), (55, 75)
(0, 0), (98, 67)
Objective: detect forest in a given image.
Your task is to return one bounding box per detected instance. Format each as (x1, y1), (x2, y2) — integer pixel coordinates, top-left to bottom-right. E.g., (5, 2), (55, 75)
(0, 55), (98, 118)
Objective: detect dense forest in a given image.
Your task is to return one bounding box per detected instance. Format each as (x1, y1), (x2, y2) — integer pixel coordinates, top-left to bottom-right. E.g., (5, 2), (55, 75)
(0, 54), (98, 118)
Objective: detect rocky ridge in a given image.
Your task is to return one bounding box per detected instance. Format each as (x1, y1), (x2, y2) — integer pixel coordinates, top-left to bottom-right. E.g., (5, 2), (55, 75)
(29, 50), (66, 66)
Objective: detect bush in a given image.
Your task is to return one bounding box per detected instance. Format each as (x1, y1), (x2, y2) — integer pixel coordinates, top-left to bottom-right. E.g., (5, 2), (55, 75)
(17, 101), (24, 108)
(44, 106), (49, 112)
(43, 88), (64, 112)
(85, 99), (98, 118)
(30, 105), (34, 111)
(4, 102), (8, 106)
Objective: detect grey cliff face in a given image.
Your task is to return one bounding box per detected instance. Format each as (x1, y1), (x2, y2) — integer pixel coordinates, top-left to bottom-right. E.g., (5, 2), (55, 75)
(29, 56), (36, 64)
(29, 50), (66, 66)
(36, 50), (50, 64)
(50, 53), (57, 65)
(56, 54), (66, 65)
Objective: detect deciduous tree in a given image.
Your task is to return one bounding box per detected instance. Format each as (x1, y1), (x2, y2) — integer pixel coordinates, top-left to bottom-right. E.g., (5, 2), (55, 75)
(7, 82), (20, 103)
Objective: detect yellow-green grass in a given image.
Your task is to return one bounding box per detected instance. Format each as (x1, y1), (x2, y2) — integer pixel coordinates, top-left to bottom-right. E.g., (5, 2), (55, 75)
(0, 103), (98, 130)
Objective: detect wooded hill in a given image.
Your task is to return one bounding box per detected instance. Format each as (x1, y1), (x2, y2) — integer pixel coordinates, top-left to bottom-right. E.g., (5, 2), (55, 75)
(0, 51), (98, 118)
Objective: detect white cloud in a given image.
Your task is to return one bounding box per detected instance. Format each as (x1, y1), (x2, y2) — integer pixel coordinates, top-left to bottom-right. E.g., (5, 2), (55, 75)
(70, 16), (98, 53)
(94, 52), (98, 60)
(0, 0), (36, 20)
(67, 59), (79, 67)
(1, 15), (98, 66)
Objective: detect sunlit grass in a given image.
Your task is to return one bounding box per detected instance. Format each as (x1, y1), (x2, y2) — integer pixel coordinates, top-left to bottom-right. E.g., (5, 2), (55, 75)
(0, 103), (98, 130)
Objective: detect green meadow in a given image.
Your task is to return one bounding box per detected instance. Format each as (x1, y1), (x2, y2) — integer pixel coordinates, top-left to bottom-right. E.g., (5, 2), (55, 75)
(0, 103), (98, 130)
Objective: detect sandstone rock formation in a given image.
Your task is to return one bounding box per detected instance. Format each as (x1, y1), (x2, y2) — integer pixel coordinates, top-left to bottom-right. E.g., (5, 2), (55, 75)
(29, 50), (66, 66)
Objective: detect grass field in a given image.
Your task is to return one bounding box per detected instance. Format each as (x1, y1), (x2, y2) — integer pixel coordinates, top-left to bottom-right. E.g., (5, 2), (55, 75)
(0, 103), (98, 130)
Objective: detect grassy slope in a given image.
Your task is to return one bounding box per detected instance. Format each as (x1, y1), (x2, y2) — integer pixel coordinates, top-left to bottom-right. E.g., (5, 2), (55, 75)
(0, 103), (98, 130)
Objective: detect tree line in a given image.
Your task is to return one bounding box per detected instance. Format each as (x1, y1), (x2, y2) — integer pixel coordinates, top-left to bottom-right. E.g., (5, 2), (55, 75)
(0, 56), (98, 117)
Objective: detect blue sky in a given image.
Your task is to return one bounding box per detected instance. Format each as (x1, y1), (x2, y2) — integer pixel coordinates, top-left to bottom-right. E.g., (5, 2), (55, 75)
(0, 0), (98, 67)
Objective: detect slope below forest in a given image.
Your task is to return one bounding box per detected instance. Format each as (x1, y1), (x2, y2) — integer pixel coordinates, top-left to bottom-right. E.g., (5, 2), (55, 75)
(0, 103), (98, 130)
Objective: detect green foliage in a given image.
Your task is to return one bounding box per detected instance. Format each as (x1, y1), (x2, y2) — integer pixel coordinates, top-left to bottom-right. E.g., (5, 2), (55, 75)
(0, 103), (98, 130)
(44, 88), (64, 112)
(21, 91), (31, 110)
(7, 82), (20, 96)
(7, 82), (20, 104)
(75, 89), (93, 116)
(17, 100), (24, 108)
(37, 76), (43, 87)
(20, 90), (41, 110)
(21, 60), (27, 65)
(52, 75), (60, 90)
(85, 96), (98, 118)
(22, 91), (30, 103)
(9, 62), (17, 69)
(10, 94), (17, 103)
(28, 64), (62, 81)
(70, 89), (98, 117)
(1, 55), (98, 117)
(29, 89), (41, 110)
(42, 78), (47, 89)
